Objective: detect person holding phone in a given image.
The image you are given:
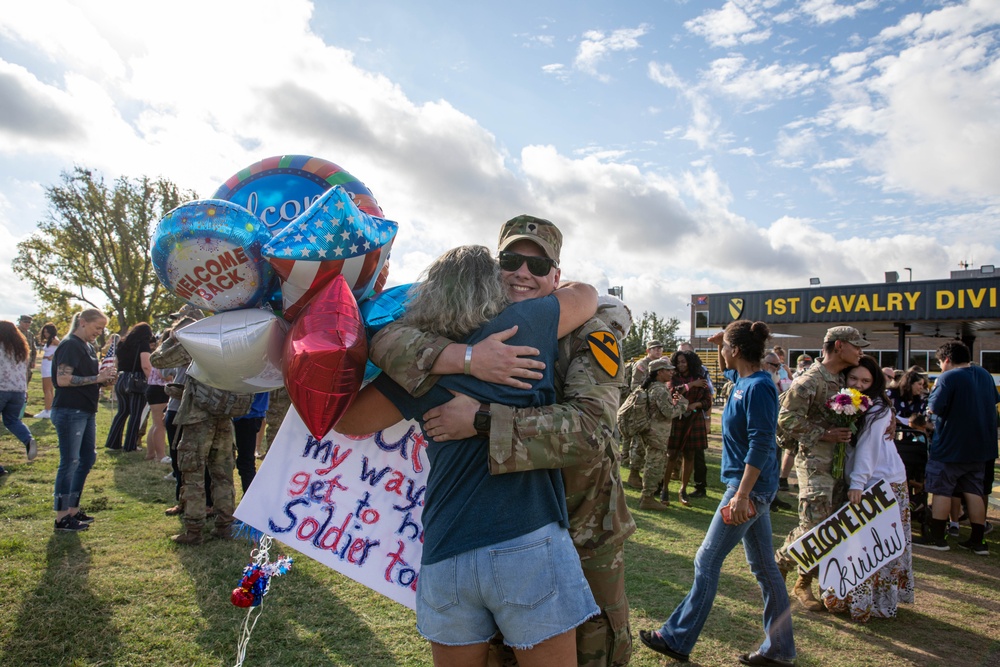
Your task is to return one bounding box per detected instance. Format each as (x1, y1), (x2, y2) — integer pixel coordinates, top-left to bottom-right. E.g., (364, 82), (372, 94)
(639, 319), (796, 667)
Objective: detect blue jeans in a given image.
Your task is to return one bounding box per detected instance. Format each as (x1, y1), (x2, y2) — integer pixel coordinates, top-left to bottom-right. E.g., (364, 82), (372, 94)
(0, 390), (32, 446)
(52, 407), (97, 511)
(657, 485), (796, 661)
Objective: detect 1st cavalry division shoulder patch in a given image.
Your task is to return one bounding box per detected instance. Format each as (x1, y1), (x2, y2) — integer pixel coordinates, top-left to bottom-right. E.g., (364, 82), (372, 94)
(586, 331), (621, 377)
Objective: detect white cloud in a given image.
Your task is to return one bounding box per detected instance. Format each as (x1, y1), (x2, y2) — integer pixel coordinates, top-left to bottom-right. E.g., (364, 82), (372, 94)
(824, 2), (1000, 201)
(799, 0), (879, 25)
(685, 1), (771, 48)
(704, 55), (827, 101)
(573, 24), (649, 82)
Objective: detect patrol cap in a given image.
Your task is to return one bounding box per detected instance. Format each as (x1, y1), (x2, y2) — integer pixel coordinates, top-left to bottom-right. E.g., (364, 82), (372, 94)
(497, 215), (562, 264)
(649, 358), (675, 373)
(646, 339), (663, 350)
(170, 304), (206, 320)
(823, 326), (870, 348)
(596, 295), (632, 339)
(18, 315), (32, 323)
(796, 353), (813, 364)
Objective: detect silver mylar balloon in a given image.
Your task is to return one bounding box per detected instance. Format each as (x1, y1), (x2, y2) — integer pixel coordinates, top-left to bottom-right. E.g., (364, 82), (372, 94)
(175, 308), (289, 393)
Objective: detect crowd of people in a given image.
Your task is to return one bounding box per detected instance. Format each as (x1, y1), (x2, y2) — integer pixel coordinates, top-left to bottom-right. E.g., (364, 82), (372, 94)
(2, 213), (998, 667)
(0, 309), (291, 536)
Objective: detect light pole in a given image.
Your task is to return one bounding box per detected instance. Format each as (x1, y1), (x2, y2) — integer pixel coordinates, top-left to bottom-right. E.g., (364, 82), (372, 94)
(904, 267), (912, 281)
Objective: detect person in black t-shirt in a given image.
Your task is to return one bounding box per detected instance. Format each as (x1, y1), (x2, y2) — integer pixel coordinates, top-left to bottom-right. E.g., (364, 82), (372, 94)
(52, 309), (117, 532)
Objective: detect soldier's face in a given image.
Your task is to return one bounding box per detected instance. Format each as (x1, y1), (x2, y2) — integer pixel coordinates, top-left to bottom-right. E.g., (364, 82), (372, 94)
(837, 341), (862, 366)
(648, 347), (663, 359)
(501, 240), (560, 302)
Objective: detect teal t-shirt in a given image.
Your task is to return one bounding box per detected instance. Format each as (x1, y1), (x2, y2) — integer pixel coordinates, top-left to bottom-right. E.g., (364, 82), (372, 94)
(374, 296), (568, 565)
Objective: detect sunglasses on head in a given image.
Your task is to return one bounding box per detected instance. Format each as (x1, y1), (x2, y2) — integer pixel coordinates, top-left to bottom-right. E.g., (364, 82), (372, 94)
(498, 251), (557, 277)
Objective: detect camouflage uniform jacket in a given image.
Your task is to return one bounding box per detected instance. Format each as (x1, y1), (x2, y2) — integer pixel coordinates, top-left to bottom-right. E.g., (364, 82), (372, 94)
(369, 317), (637, 552)
(647, 381), (688, 442)
(149, 335), (211, 426)
(629, 356), (651, 390)
(777, 362), (843, 454)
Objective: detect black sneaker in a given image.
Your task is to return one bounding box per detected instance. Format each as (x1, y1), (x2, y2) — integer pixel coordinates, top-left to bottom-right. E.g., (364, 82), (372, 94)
(26, 438), (38, 461)
(771, 498), (792, 511)
(55, 515), (90, 532)
(958, 539), (989, 556)
(73, 510), (95, 525)
(912, 535), (949, 551)
(0, 465), (8, 476)
(688, 489), (707, 499)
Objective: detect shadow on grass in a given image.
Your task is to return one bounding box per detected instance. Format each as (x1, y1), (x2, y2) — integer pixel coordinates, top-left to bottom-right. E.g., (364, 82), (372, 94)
(2, 532), (121, 665)
(173, 535), (400, 665)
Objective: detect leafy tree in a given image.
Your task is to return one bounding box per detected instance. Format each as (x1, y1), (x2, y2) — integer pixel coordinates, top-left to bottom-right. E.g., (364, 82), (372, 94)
(13, 167), (194, 333)
(622, 310), (681, 360)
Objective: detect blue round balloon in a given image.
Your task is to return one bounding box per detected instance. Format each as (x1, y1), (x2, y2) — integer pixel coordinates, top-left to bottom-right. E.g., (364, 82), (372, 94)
(150, 199), (274, 313)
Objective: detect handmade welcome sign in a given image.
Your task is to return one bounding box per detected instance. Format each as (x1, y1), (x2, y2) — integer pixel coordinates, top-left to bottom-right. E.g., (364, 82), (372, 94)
(786, 479), (905, 598)
(234, 409), (428, 610)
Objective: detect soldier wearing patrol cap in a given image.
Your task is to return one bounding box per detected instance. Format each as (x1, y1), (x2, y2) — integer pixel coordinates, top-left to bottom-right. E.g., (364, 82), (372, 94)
(626, 339), (664, 489)
(774, 325), (869, 611)
(635, 357), (688, 512)
(370, 214), (637, 667)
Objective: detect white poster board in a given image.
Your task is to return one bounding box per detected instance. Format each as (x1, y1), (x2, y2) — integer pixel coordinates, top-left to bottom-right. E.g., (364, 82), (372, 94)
(786, 479), (906, 599)
(235, 408), (428, 609)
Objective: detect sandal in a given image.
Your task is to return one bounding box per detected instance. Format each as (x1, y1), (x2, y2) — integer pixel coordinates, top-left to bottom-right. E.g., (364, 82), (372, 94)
(164, 505), (183, 516)
(639, 629), (689, 662)
(679, 490), (691, 507)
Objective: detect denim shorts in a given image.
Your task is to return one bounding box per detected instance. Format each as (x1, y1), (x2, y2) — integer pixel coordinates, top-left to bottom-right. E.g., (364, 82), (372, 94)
(416, 522), (599, 649)
(924, 459), (985, 496)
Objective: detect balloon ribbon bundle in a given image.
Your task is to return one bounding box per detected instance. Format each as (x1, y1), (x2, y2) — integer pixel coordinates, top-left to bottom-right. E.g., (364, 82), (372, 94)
(232, 535), (292, 666)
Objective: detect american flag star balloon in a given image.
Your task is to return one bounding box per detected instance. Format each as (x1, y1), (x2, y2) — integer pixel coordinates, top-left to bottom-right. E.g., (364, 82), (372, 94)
(262, 186), (398, 322)
(283, 274), (368, 440)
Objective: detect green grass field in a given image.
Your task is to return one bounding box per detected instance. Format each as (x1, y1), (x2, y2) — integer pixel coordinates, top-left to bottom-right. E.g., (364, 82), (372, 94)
(1, 379), (998, 666)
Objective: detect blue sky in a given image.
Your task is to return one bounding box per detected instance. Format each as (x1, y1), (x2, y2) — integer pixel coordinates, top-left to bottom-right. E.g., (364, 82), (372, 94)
(1, 0), (998, 330)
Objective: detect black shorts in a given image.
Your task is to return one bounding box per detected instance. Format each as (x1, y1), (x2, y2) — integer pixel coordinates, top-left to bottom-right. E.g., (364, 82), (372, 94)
(145, 384), (169, 405)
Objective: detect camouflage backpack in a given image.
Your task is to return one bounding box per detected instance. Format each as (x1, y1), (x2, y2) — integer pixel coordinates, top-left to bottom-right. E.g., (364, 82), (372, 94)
(617, 387), (651, 438)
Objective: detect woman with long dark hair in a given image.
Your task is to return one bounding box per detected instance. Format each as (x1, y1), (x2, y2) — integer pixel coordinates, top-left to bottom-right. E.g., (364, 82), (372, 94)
(823, 354), (913, 621)
(886, 368), (927, 424)
(36, 323), (60, 418)
(661, 349), (712, 507)
(640, 320), (796, 666)
(104, 322), (155, 452)
(0, 320), (38, 472)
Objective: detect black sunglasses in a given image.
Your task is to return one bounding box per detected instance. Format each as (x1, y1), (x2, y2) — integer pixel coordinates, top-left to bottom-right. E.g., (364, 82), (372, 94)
(498, 251), (557, 277)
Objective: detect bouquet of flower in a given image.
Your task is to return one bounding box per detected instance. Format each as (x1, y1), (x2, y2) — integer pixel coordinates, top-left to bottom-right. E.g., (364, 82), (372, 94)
(825, 387), (873, 433)
(825, 387), (873, 478)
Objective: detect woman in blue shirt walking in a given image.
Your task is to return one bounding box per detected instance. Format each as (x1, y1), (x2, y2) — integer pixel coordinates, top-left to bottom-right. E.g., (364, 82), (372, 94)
(640, 319), (796, 667)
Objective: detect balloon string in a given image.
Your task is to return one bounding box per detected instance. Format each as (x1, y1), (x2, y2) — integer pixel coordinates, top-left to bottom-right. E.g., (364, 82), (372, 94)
(233, 536), (275, 667)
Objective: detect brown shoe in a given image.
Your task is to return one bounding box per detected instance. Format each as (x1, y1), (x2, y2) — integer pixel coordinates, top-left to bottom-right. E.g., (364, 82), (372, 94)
(627, 470), (643, 489)
(170, 529), (204, 546)
(792, 574), (824, 612)
(212, 523), (234, 540)
(639, 493), (669, 511)
(164, 505), (183, 516)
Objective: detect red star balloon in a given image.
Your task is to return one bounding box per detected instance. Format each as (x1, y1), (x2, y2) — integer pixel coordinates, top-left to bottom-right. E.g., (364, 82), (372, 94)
(283, 275), (368, 439)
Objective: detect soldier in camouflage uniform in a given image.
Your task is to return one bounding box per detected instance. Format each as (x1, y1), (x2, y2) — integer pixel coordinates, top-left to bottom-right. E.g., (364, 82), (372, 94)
(773, 326), (867, 610)
(635, 358), (688, 511)
(150, 326), (252, 546)
(370, 216), (637, 667)
(259, 386), (291, 456)
(626, 339), (663, 489)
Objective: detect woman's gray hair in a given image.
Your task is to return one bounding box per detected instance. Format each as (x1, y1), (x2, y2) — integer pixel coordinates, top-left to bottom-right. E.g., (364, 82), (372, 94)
(402, 245), (509, 340)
